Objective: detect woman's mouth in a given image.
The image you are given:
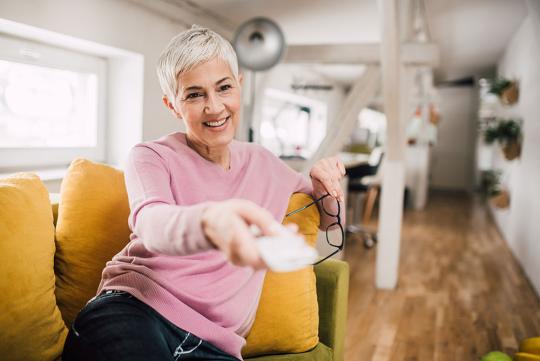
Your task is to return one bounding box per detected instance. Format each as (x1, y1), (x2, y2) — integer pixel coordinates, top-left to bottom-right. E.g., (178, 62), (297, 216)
(204, 116), (230, 128)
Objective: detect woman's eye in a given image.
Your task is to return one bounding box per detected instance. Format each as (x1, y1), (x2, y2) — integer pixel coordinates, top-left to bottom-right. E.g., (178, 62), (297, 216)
(219, 84), (232, 92)
(186, 92), (203, 100)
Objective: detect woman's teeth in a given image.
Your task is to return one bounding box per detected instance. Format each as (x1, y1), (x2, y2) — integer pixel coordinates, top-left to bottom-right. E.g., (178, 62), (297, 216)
(204, 117), (228, 127)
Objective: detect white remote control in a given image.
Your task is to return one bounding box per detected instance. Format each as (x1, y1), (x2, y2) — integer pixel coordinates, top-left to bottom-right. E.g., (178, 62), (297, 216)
(251, 224), (319, 272)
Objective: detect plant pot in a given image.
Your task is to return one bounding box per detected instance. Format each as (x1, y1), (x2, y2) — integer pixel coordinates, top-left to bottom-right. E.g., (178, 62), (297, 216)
(491, 190), (510, 209)
(502, 141), (521, 160)
(501, 82), (519, 105)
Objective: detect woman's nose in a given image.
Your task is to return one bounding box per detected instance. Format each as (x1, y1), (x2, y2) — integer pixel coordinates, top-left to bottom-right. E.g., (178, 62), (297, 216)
(204, 92), (225, 114)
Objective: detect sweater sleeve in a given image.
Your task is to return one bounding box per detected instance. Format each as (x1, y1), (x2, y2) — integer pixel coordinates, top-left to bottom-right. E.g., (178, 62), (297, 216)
(124, 145), (215, 256)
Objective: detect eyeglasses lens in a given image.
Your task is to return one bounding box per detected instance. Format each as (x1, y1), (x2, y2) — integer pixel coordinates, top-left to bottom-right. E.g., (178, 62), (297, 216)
(321, 195), (340, 217)
(326, 223), (344, 248)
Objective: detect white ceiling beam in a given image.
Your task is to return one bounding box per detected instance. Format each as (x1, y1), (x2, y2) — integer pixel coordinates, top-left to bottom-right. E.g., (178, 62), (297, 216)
(284, 42), (439, 67)
(123, 0), (235, 39)
(287, 44), (380, 65)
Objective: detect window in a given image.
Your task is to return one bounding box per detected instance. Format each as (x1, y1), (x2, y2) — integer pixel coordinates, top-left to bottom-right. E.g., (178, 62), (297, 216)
(0, 34), (106, 170)
(259, 88), (327, 159)
(348, 108), (387, 150)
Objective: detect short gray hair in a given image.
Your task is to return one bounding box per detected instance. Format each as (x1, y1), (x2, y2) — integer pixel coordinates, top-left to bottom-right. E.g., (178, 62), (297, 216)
(157, 25), (239, 101)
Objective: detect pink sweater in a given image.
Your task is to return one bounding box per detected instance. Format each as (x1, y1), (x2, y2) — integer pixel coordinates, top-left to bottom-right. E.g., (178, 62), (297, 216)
(96, 132), (338, 359)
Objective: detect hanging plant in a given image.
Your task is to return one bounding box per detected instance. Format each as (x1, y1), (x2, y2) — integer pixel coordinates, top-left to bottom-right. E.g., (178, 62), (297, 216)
(481, 170), (502, 197)
(483, 118), (522, 160)
(502, 140), (521, 161)
(488, 77), (519, 105)
(480, 170), (510, 209)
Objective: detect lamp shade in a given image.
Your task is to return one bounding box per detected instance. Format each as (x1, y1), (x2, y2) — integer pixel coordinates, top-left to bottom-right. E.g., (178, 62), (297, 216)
(233, 17), (286, 71)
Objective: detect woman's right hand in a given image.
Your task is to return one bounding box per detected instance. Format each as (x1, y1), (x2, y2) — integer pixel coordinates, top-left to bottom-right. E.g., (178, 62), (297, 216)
(201, 199), (290, 269)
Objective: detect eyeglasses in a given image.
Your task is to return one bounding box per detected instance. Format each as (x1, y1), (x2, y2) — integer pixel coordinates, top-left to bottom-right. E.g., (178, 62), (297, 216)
(285, 193), (344, 265)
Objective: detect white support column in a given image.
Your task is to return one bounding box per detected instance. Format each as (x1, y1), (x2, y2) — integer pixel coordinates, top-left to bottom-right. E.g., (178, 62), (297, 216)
(376, 159), (405, 287)
(375, 0), (409, 289)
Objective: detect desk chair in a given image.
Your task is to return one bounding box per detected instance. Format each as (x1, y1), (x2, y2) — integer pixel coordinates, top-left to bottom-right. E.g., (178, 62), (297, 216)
(346, 148), (384, 248)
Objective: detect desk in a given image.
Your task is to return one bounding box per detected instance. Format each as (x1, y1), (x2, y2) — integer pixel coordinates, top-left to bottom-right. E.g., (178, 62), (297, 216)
(341, 152), (378, 230)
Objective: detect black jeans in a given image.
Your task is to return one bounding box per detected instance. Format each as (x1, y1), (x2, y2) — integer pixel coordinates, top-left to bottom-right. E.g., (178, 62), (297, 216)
(63, 290), (240, 361)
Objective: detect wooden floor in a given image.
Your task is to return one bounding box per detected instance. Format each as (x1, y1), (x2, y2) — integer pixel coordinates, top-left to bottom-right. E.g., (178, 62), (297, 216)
(343, 191), (540, 361)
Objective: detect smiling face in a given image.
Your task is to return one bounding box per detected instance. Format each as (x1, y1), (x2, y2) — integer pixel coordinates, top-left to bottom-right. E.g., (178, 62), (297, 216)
(164, 57), (243, 150)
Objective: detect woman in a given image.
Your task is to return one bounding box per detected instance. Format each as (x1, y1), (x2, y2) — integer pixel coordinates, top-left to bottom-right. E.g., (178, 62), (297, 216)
(63, 25), (345, 361)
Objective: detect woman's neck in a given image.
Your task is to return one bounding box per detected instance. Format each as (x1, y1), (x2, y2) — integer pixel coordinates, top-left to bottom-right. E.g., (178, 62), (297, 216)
(185, 133), (230, 170)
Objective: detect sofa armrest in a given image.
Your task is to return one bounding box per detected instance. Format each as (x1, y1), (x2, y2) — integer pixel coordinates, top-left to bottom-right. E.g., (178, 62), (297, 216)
(315, 259), (349, 361)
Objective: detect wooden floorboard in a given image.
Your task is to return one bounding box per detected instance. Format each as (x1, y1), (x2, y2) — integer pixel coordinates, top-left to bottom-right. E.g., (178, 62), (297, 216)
(343, 191), (540, 361)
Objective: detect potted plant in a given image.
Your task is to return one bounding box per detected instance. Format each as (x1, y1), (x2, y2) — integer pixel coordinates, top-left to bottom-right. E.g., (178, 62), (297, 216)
(483, 118), (522, 160)
(481, 170), (510, 209)
(491, 190), (510, 209)
(488, 77), (519, 105)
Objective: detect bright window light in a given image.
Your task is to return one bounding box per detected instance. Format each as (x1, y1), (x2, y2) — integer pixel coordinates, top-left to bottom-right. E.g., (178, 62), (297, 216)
(0, 59), (98, 148)
(352, 108), (387, 147)
(0, 32), (106, 170)
(260, 88), (327, 159)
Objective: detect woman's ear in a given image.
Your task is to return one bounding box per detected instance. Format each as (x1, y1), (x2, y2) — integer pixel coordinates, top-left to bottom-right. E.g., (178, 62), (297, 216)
(238, 73), (244, 86)
(162, 95), (182, 119)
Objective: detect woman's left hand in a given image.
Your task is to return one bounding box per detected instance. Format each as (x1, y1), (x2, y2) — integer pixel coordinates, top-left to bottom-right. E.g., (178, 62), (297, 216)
(309, 156), (346, 202)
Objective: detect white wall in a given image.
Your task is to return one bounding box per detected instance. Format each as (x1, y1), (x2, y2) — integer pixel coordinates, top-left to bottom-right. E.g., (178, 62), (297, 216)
(429, 86), (478, 190)
(490, 10), (540, 295)
(0, 0), (188, 142)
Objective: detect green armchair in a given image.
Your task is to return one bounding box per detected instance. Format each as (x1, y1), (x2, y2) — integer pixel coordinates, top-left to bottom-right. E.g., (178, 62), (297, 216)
(50, 200), (349, 361)
(246, 260), (349, 361)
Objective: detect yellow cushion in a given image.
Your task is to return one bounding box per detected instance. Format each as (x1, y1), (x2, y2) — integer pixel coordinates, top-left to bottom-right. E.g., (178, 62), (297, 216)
(242, 193), (320, 357)
(0, 173), (68, 361)
(55, 159), (131, 327)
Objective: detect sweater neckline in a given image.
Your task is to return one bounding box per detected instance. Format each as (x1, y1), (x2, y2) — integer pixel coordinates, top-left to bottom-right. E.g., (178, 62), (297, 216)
(174, 132), (236, 175)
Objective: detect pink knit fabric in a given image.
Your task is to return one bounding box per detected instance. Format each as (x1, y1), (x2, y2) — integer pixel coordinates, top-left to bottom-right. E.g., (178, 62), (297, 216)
(96, 132), (339, 359)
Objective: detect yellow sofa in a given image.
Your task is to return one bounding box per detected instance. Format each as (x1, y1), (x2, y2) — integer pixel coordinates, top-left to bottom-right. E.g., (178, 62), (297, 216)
(0, 170), (349, 361)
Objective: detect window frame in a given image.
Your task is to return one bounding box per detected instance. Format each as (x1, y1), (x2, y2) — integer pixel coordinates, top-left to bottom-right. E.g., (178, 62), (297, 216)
(257, 87), (328, 159)
(0, 34), (107, 171)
